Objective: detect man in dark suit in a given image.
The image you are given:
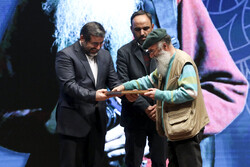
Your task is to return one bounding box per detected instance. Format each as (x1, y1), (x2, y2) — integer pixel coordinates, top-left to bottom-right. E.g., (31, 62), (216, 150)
(55, 21), (121, 167)
(116, 10), (167, 167)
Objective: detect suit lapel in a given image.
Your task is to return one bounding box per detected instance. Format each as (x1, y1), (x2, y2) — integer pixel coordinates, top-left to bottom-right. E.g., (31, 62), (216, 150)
(96, 54), (102, 89)
(133, 41), (148, 73)
(74, 42), (96, 86)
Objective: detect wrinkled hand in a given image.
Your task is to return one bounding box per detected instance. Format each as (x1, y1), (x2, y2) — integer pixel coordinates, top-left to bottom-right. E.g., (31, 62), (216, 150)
(145, 104), (156, 121)
(112, 85), (125, 92)
(112, 86), (139, 102)
(96, 89), (109, 101)
(143, 88), (157, 100)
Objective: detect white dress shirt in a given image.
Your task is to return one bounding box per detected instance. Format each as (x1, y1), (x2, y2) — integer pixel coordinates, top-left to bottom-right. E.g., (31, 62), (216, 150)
(86, 54), (98, 86)
(79, 41), (98, 86)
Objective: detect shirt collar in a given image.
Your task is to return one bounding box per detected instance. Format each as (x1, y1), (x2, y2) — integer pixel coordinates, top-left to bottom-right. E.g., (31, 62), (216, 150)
(137, 42), (148, 53)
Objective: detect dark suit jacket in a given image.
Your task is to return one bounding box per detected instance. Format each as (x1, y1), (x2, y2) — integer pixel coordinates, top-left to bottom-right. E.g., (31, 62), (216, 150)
(55, 41), (120, 137)
(116, 39), (157, 130)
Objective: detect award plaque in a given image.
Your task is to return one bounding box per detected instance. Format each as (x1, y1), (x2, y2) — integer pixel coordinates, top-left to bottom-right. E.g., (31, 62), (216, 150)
(106, 90), (149, 96)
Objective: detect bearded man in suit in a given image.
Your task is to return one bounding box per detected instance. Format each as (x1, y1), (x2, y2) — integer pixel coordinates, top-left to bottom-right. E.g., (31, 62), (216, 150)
(55, 21), (121, 167)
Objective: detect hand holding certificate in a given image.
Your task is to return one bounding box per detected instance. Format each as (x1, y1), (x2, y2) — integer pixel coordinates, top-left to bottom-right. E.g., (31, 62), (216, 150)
(109, 85), (151, 102)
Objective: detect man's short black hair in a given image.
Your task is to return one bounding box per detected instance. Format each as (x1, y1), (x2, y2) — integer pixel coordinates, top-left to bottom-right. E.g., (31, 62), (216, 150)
(130, 10), (152, 26)
(80, 21), (106, 42)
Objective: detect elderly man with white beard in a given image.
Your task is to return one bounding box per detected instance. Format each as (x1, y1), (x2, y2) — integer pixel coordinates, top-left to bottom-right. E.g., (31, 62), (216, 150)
(112, 28), (210, 167)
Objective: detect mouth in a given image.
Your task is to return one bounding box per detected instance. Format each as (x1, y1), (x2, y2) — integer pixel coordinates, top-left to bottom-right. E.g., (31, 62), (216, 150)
(90, 49), (98, 53)
(140, 36), (146, 40)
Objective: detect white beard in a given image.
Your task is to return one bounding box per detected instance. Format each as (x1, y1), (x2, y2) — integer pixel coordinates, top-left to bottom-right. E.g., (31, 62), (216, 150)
(155, 50), (171, 77)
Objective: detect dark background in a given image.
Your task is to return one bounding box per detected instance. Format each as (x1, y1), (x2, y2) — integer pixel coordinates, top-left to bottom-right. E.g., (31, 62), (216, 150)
(0, 0), (60, 166)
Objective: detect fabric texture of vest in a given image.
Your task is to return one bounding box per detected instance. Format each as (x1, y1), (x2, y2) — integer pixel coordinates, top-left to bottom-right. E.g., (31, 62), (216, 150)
(156, 49), (210, 141)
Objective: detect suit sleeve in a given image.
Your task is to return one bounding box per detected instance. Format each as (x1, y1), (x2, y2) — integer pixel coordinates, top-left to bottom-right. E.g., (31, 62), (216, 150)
(106, 53), (122, 90)
(55, 51), (96, 102)
(117, 48), (152, 112)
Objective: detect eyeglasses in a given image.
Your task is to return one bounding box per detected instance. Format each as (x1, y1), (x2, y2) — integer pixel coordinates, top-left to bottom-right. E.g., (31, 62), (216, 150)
(133, 26), (150, 32)
(147, 48), (157, 54)
(146, 47), (161, 57)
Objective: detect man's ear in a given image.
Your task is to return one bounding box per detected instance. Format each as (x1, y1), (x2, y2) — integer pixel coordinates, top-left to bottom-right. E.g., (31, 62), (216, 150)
(80, 35), (84, 41)
(163, 42), (168, 50)
(80, 35), (85, 45)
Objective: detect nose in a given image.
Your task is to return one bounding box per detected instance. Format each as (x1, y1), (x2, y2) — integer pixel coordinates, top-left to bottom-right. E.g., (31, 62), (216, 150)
(96, 44), (101, 50)
(140, 29), (145, 36)
(95, 43), (103, 50)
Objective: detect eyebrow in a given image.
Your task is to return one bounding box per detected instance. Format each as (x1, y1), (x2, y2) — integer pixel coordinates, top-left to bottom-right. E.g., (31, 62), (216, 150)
(91, 41), (104, 45)
(134, 26), (150, 31)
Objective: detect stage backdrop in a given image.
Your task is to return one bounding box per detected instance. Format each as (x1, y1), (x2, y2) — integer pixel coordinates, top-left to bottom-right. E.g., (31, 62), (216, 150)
(0, 0), (249, 167)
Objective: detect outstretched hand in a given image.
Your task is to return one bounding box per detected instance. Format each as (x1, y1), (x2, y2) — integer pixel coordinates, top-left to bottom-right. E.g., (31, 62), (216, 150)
(143, 88), (157, 100)
(112, 85), (125, 92)
(112, 85), (139, 102)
